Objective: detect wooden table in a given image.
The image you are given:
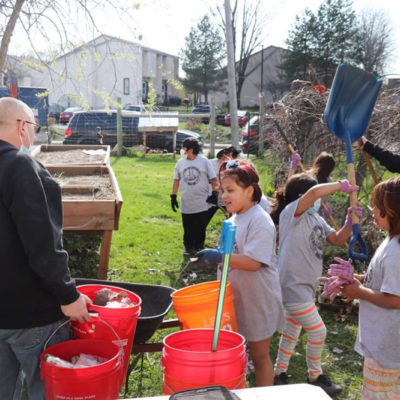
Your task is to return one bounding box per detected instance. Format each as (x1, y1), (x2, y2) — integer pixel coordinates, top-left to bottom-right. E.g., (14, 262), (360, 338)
(128, 384), (331, 399)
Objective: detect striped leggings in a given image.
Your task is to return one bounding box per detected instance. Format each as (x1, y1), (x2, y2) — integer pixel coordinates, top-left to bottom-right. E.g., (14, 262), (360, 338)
(274, 302), (327, 379)
(362, 357), (400, 399)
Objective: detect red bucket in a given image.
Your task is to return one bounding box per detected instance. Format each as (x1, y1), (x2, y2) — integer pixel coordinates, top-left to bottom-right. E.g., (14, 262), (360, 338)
(161, 329), (247, 395)
(72, 284), (142, 385)
(41, 339), (122, 400)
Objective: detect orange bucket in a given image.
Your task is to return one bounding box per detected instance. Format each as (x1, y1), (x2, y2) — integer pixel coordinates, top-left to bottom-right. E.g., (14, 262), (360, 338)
(172, 281), (237, 331)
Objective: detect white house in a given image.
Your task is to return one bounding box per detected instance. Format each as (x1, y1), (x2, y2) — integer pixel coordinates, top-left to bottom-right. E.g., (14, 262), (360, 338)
(4, 35), (180, 109)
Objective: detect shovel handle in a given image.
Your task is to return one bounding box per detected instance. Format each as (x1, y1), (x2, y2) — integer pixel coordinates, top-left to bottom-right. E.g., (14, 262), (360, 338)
(349, 224), (368, 261)
(347, 162), (368, 261)
(362, 150), (379, 185)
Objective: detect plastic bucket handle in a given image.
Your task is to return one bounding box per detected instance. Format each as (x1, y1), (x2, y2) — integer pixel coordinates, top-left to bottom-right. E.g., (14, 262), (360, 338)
(44, 313), (123, 366)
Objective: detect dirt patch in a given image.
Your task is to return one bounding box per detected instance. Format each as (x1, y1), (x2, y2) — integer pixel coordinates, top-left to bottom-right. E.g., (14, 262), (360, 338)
(36, 149), (107, 165)
(51, 172), (115, 200)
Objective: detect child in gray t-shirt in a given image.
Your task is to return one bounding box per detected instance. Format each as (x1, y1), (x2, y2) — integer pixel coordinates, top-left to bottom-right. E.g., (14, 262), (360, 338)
(194, 159), (284, 387)
(171, 138), (218, 255)
(270, 173), (358, 397)
(341, 177), (400, 399)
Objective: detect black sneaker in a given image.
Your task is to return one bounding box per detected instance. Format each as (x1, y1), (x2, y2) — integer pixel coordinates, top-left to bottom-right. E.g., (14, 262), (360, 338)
(307, 374), (342, 397)
(183, 248), (192, 256)
(274, 372), (289, 385)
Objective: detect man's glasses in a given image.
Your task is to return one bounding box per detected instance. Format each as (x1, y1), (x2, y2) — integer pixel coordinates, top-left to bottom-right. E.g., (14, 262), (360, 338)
(17, 119), (41, 134)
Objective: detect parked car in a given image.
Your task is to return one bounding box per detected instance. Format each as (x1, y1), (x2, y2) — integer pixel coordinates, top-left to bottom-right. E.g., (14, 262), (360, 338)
(60, 107), (82, 124)
(241, 115), (277, 153)
(63, 109), (202, 152)
(224, 110), (250, 128)
(48, 103), (64, 123)
(192, 104), (225, 125)
(123, 104), (146, 112)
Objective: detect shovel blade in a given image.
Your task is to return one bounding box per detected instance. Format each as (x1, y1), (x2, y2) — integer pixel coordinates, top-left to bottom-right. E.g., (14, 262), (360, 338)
(324, 64), (382, 143)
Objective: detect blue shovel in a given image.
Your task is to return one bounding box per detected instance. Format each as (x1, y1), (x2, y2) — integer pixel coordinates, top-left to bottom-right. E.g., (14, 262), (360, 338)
(324, 64), (382, 261)
(212, 220), (236, 351)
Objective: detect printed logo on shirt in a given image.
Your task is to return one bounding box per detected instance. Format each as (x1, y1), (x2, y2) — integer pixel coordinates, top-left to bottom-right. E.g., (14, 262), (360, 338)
(182, 166), (201, 186)
(309, 225), (325, 259)
(364, 268), (373, 287)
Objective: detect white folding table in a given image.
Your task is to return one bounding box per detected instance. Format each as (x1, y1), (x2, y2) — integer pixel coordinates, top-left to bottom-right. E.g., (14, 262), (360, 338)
(128, 384), (331, 399)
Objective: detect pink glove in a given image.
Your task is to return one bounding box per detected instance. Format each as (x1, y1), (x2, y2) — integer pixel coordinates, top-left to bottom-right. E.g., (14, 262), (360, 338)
(322, 202), (332, 219)
(320, 276), (349, 302)
(328, 257), (354, 282)
(339, 180), (359, 194)
(291, 152), (301, 171)
(345, 205), (362, 228)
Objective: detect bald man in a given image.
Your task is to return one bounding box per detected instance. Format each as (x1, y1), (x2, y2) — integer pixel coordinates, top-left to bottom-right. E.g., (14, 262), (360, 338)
(0, 97), (92, 399)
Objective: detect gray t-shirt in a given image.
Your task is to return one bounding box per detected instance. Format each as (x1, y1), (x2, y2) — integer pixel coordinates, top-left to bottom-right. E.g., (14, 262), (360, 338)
(174, 155), (216, 214)
(259, 195), (271, 213)
(278, 198), (335, 303)
(220, 205), (284, 341)
(355, 236), (400, 368)
(209, 158), (225, 208)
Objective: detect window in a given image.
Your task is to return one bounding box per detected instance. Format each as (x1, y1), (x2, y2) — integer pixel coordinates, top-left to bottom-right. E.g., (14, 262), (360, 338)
(123, 78), (130, 95)
(142, 80), (149, 101)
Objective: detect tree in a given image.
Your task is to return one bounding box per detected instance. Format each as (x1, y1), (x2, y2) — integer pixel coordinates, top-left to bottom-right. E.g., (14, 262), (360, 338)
(355, 9), (394, 75)
(180, 15), (226, 103)
(281, 0), (361, 86)
(213, 0), (269, 108)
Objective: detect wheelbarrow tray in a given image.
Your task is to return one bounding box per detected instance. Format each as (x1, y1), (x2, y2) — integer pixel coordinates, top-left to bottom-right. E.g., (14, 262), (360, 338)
(75, 278), (175, 344)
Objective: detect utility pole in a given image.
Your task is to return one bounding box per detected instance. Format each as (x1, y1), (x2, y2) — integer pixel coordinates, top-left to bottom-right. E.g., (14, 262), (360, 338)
(258, 47), (264, 156)
(260, 46), (264, 95)
(116, 97), (122, 156)
(224, 0), (239, 148)
(209, 96), (216, 158)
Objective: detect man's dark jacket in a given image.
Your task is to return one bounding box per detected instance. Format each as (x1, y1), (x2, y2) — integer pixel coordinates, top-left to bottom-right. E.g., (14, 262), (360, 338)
(364, 140), (400, 173)
(0, 140), (79, 328)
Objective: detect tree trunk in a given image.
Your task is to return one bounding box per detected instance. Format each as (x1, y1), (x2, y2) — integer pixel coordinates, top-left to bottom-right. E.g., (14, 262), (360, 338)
(0, 0), (26, 73)
(224, 0), (239, 148)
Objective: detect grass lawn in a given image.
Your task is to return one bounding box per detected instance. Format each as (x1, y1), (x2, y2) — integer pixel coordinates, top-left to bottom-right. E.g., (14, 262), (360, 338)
(108, 154), (363, 399)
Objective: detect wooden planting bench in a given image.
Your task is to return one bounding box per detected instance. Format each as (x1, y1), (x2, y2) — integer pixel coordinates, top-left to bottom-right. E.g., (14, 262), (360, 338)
(33, 145), (121, 279)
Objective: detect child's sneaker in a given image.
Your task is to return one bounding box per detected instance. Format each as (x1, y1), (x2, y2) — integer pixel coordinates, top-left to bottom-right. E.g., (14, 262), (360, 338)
(307, 374), (342, 397)
(274, 372), (289, 385)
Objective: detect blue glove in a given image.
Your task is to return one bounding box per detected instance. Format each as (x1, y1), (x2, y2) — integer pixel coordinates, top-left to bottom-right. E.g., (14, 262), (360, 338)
(192, 249), (222, 266)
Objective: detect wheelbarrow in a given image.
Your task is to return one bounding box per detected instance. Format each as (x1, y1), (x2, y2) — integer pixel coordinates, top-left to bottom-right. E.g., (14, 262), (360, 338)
(75, 278), (178, 394)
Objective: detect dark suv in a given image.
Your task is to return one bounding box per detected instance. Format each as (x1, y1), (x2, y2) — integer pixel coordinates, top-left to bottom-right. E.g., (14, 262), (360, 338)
(192, 104), (225, 125)
(63, 110), (202, 152)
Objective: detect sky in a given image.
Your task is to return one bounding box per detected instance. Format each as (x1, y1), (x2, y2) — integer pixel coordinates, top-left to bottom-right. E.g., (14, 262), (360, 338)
(8, 0), (400, 77)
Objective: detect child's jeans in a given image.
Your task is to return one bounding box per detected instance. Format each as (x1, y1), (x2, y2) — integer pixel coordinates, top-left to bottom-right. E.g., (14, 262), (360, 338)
(274, 302), (327, 379)
(363, 357), (400, 399)
(0, 319), (71, 400)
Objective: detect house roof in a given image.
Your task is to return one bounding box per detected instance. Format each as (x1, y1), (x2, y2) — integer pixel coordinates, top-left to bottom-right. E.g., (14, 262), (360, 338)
(55, 34), (178, 61)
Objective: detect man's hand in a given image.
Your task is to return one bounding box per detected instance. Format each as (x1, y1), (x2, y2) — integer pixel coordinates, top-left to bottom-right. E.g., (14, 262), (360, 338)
(61, 293), (92, 323)
(170, 194), (179, 212)
(206, 191), (218, 205)
(358, 136), (367, 150)
(191, 249), (222, 266)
